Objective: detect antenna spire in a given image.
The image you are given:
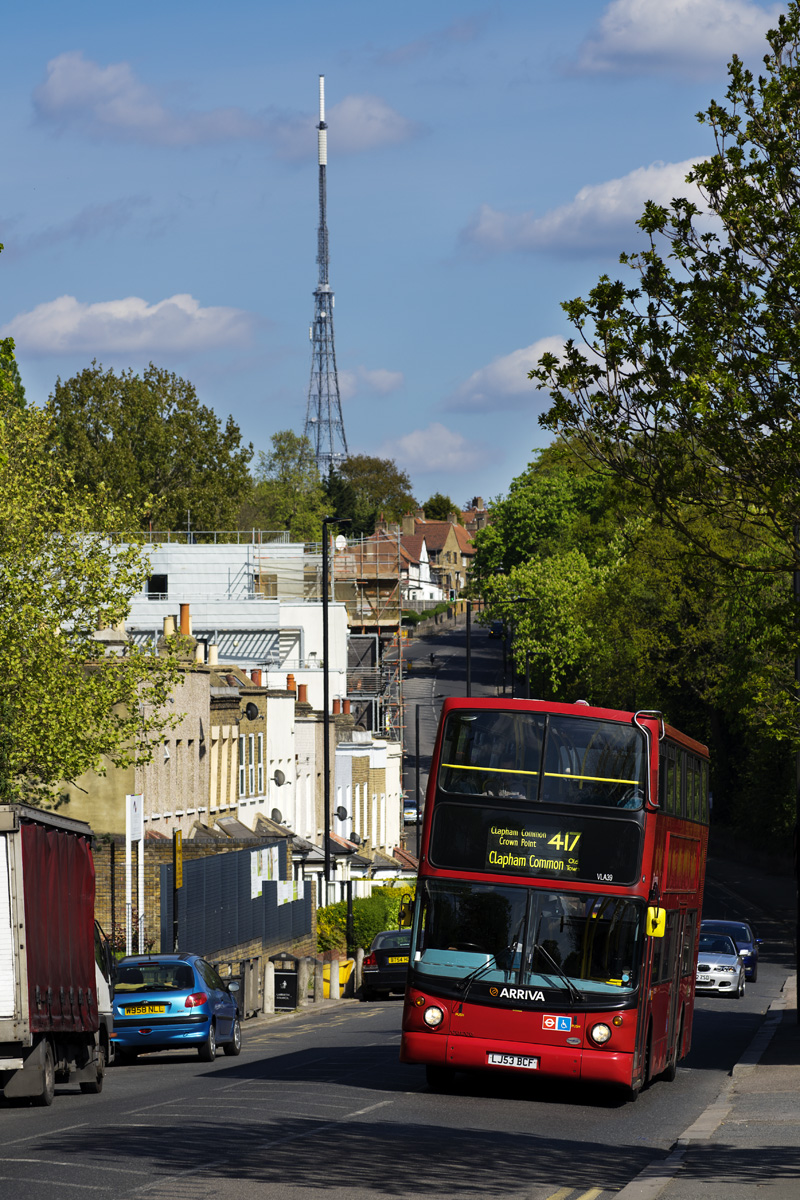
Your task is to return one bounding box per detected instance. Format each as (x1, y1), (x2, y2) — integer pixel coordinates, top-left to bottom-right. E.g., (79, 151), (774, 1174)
(304, 74), (348, 475)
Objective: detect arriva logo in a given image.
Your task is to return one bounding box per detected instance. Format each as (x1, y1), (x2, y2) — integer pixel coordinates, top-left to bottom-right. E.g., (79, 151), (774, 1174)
(497, 987), (546, 1002)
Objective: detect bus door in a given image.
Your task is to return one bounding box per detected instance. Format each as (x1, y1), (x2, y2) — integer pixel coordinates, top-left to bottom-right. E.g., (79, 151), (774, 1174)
(633, 932), (655, 1084)
(665, 907), (687, 1065)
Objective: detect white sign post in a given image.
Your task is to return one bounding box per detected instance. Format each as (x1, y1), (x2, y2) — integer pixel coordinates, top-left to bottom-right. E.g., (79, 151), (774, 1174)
(125, 795), (144, 956)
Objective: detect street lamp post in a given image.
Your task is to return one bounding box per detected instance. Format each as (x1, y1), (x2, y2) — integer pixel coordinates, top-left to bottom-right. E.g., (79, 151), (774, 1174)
(465, 599), (473, 697)
(322, 516), (350, 896)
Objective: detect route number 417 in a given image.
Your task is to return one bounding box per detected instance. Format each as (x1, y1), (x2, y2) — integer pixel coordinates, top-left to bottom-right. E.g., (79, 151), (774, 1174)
(548, 832), (580, 851)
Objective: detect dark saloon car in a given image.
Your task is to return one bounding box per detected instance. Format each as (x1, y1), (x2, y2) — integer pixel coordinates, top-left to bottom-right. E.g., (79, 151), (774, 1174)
(361, 929), (411, 1000)
(701, 918), (761, 981)
(113, 954), (241, 1062)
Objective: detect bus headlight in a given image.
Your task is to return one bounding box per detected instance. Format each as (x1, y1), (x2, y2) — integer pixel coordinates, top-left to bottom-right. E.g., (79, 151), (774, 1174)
(423, 1006), (444, 1028)
(590, 1022), (612, 1045)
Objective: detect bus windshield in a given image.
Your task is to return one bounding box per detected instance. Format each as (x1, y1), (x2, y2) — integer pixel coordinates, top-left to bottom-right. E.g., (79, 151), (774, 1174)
(438, 710), (646, 809)
(413, 878), (645, 1000)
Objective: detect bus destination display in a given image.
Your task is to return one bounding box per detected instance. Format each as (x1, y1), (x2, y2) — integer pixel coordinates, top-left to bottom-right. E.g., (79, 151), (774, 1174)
(487, 822), (583, 876)
(428, 803), (642, 885)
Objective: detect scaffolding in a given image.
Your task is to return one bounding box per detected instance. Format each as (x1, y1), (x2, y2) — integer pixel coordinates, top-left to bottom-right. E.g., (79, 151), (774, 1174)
(335, 532), (403, 745)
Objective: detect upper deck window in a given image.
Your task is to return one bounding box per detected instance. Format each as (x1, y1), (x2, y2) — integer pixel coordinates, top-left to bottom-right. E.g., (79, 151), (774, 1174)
(438, 710), (646, 810)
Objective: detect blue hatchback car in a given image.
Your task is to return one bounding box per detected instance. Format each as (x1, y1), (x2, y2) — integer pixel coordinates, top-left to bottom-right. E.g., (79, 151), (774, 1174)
(112, 954), (241, 1062)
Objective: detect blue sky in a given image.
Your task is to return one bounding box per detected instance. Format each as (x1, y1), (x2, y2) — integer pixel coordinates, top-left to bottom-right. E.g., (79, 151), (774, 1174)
(0, 0), (784, 508)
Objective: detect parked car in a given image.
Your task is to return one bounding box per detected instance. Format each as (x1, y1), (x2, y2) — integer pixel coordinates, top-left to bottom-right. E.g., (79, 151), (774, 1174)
(488, 620), (504, 638)
(701, 918), (761, 981)
(113, 954), (241, 1061)
(361, 929), (412, 1000)
(695, 933), (746, 998)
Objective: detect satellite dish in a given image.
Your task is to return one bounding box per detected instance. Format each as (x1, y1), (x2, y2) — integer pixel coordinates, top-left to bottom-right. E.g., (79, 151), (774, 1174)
(271, 808), (283, 824)
(245, 702), (259, 721)
(350, 833), (361, 846)
(273, 769), (285, 787)
(335, 534), (347, 552)
(334, 806), (348, 821)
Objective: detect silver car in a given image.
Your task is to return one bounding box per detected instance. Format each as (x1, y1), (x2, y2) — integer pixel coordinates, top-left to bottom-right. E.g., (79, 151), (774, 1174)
(696, 933), (746, 998)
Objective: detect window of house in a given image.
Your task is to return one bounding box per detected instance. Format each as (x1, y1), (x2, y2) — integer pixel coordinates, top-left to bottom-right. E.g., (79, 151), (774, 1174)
(239, 735), (246, 796)
(257, 733), (264, 793)
(248, 734), (255, 794)
(147, 574), (168, 600)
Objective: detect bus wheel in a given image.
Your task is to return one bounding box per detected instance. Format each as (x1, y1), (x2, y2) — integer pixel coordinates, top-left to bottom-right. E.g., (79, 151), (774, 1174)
(426, 1064), (456, 1092)
(661, 1015), (682, 1083)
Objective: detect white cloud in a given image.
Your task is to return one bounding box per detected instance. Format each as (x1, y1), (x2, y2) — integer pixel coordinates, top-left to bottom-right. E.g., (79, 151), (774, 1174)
(338, 365), (405, 401)
(33, 51), (268, 145)
(1, 293), (254, 355)
(461, 158), (707, 255)
(380, 423), (485, 473)
(447, 337), (567, 413)
(574, 0), (781, 77)
(33, 52), (421, 156)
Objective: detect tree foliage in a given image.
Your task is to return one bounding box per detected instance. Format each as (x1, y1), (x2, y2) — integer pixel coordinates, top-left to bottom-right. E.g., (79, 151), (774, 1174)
(0, 404), (181, 804)
(421, 492), (461, 522)
(240, 430), (326, 541)
(478, 446), (794, 846)
(325, 454), (417, 537)
(533, 6), (800, 580)
(49, 362), (253, 531)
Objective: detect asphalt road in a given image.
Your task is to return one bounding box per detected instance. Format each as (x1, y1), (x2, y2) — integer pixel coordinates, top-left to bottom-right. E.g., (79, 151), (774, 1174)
(0, 948), (788, 1200)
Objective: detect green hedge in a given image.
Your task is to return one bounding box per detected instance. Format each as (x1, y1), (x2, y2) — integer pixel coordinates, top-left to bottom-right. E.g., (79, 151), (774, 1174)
(317, 885), (415, 953)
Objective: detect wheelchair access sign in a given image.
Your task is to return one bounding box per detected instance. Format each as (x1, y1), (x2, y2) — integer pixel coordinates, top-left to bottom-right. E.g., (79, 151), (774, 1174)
(542, 1014), (572, 1031)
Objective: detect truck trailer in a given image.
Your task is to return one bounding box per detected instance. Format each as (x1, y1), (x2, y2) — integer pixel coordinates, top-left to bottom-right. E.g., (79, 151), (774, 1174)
(0, 804), (112, 1105)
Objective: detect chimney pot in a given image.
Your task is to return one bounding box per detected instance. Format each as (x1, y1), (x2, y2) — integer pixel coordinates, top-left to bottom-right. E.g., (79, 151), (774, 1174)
(343, 699), (351, 715)
(163, 615), (175, 637)
(208, 644), (218, 665)
(251, 668), (263, 687)
(286, 673), (296, 693)
(332, 699), (341, 715)
(297, 683), (308, 704)
(195, 643), (205, 664)
(179, 603), (191, 636)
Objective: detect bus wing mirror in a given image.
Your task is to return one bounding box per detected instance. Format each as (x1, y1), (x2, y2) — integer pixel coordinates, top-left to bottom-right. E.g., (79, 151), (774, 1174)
(398, 895), (413, 929)
(646, 907), (666, 938)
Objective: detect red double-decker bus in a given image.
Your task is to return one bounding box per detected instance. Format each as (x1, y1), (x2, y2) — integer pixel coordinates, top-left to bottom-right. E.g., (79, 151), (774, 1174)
(400, 698), (710, 1099)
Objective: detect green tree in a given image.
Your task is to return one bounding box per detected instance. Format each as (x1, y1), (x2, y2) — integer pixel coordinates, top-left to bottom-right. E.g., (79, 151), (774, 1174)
(49, 362), (253, 531)
(533, 6), (800, 583)
(421, 493), (461, 522)
(325, 454), (417, 537)
(239, 430), (327, 541)
(0, 403), (181, 804)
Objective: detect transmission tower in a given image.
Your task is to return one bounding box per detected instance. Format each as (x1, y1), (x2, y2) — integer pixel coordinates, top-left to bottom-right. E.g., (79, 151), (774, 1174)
(304, 75), (348, 475)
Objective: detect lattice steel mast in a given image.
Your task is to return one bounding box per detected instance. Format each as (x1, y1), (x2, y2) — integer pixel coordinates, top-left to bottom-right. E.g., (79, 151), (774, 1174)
(303, 75), (348, 474)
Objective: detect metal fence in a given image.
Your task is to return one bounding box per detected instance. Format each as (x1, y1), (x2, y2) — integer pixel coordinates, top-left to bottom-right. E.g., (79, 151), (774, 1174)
(159, 843), (312, 958)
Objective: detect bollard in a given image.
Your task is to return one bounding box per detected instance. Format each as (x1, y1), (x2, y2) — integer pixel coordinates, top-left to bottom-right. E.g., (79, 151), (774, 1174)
(263, 959), (275, 1014)
(314, 958), (325, 1003)
(355, 946), (365, 994)
(297, 956), (311, 1007)
(329, 954), (340, 1000)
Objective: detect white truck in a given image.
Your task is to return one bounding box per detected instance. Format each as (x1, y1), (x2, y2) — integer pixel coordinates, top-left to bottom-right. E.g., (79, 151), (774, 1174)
(0, 804), (113, 1105)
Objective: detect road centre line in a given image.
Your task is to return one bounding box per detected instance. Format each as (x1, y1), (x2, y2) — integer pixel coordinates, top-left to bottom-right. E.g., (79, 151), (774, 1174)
(128, 1100), (396, 1195)
(1, 1123), (89, 1146)
(3, 1158), (149, 1177)
(0, 1177), (107, 1191)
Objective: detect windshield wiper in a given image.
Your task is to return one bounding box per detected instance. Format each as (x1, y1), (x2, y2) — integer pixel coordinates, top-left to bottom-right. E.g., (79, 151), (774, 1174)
(531, 942), (584, 1004)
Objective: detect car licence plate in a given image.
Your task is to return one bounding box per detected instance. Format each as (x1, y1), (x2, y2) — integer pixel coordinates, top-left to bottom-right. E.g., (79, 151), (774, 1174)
(696, 976), (712, 984)
(125, 1004), (167, 1015)
(487, 1053), (539, 1069)
(388, 956), (409, 964)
